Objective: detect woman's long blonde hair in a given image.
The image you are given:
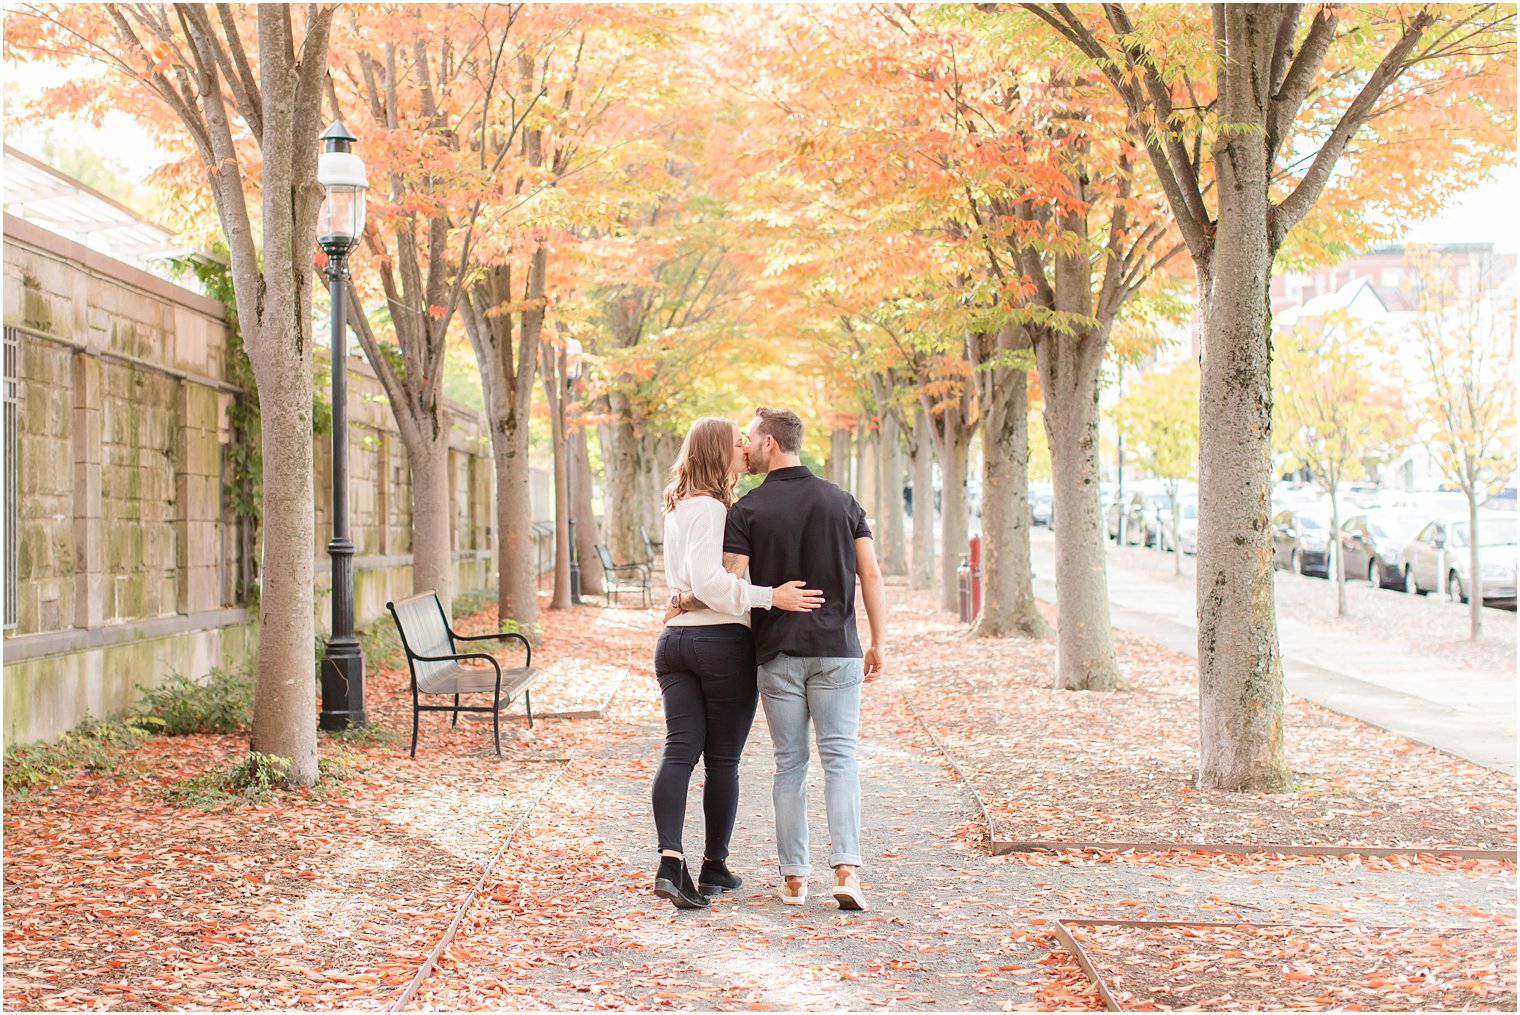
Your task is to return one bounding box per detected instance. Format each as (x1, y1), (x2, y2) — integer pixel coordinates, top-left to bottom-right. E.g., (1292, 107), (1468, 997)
(662, 417), (738, 513)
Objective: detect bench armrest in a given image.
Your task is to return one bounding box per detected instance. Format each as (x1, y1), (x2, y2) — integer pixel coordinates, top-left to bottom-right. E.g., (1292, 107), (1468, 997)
(409, 650), (502, 674)
(450, 630), (533, 667)
(606, 562), (650, 580)
(406, 650), (503, 696)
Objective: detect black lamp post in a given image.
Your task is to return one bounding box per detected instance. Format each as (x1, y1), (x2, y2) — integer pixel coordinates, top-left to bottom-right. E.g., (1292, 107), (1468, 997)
(316, 119), (369, 731)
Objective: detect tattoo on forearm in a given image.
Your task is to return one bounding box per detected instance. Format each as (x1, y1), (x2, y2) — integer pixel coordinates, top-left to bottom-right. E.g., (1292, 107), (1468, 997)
(722, 552), (741, 572)
(684, 592), (708, 611)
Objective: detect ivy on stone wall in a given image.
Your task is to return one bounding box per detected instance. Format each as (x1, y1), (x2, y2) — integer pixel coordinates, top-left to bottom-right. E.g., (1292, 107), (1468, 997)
(168, 254), (263, 607)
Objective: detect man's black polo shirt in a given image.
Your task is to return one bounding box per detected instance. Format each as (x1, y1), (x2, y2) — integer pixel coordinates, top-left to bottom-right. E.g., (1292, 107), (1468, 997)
(723, 465), (872, 665)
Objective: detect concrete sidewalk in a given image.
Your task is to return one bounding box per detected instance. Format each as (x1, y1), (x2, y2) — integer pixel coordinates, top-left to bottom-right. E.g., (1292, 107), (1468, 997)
(1030, 532), (1517, 776)
(410, 677), (1516, 1011)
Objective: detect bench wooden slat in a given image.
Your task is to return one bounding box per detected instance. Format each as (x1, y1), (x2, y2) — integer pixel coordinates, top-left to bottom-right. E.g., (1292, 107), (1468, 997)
(417, 665), (538, 699)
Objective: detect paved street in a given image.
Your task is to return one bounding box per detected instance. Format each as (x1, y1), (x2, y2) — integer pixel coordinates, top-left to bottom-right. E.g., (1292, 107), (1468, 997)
(1029, 528), (1517, 776)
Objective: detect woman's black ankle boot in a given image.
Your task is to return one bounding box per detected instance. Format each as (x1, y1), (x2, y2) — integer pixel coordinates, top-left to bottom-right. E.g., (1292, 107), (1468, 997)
(698, 857), (742, 894)
(653, 856), (710, 910)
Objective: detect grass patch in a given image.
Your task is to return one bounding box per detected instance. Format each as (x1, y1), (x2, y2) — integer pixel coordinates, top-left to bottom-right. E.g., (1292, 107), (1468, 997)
(134, 666), (254, 736)
(162, 749), (357, 808)
(320, 721), (401, 748)
(3, 717), (148, 794)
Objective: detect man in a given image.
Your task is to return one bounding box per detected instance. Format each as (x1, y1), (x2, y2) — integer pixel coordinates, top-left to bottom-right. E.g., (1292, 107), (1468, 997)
(723, 406), (887, 910)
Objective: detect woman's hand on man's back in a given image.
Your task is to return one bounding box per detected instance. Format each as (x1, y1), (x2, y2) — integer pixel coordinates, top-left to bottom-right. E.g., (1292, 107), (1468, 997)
(773, 580), (824, 612)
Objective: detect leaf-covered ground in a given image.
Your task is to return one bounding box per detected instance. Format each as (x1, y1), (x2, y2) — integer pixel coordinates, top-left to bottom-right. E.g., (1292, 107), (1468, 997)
(3, 595), (636, 1012)
(896, 596), (1515, 850)
(1059, 920), (1517, 1011)
(4, 578), (1514, 1011)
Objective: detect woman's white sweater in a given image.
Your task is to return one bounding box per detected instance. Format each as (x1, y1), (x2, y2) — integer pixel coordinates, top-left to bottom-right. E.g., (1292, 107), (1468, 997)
(663, 496), (772, 627)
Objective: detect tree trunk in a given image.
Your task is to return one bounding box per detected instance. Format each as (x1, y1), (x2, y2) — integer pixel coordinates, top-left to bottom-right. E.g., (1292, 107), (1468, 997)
(1037, 332), (1119, 690)
(603, 403), (644, 563)
(572, 424), (605, 596)
(856, 418), (872, 503)
(829, 428), (852, 489)
(247, 343), (319, 785)
(1468, 494), (1483, 639)
(1330, 489), (1346, 618)
(491, 405), (537, 627)
(543, 352), (572, 610)
(1172, 489), (1183, 577)
(1195, 196), (1290, 791)
(641, 430), (672, 541)
(932, 410), (970, 615)
(909, 406), (936, 590)
(877, 405), (907, 576)
(972, 356), (1050, 638)
(464, 249), (547, 633)
(405, 425), (455, 615)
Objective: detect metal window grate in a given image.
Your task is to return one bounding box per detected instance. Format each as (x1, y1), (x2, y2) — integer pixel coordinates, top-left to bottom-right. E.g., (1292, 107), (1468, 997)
(4, 326), (18, 629)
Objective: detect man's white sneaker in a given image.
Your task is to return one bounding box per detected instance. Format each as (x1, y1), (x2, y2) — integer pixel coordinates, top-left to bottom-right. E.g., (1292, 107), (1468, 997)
(778, 879), (808, 905)
(831, 871), (866, 910)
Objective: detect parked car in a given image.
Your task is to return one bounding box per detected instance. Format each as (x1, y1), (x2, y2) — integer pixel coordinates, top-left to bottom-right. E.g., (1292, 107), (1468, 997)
(1158, 497), (1198, 554)
(1271, 507), (1333, 577)
(1366, 491), (1469, 515)
(1107, 487), (1171, 546)
(1401, 514), (1518, 603)
(1030, 487), (1055, 528)
(1139, 491), (1179, 548)
(1339, 509), (1431, 588)
(1273, 481), (1325, 510)
(1340, 481), (1381, 509)
(1104, 493), (1126, 541)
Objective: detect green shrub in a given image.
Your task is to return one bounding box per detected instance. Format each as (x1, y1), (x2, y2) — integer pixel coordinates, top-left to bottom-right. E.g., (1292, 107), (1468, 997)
(453, 588), (497, 621)
(134, 667), (254, 735)
(357, 621), (404, 672)
(3, 717), (147, 794)
(162, 749), (355, 808)
(320, 721), (400, 747)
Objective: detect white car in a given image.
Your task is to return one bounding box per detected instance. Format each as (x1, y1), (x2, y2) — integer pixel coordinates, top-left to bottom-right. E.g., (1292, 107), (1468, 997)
(1401, 514), (1518, 603)
(1168, 499), (1198, 554)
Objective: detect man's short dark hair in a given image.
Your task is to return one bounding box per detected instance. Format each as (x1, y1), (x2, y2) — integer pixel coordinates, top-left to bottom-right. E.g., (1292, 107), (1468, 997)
(753, 406), (804, 454)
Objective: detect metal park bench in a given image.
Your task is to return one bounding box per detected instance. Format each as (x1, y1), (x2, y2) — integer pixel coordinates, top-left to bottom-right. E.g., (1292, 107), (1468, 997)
(640, 525), (663, 564)
(594, 543), (653, 609)
(385, 590), (538, 757)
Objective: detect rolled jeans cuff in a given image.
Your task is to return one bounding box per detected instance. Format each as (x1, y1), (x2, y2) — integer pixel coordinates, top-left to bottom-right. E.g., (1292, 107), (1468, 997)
(778, 863), (812, 877)
(829, 852), (863, 869)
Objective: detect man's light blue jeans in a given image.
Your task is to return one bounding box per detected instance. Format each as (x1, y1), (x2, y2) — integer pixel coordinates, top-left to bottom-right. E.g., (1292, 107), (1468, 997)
(756, 654), (864, 876)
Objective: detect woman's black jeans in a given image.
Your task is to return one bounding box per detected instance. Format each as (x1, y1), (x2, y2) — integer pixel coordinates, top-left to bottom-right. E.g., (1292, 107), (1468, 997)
(652, 623), (758, 861)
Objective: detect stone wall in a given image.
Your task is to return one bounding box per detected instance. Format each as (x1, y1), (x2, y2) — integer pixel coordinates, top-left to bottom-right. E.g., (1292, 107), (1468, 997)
(2, 214), (524, 748)
(14, 336), (73, 633)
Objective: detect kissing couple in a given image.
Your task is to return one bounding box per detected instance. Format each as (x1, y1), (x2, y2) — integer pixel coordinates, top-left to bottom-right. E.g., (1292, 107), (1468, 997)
(650, 406), (888, 912)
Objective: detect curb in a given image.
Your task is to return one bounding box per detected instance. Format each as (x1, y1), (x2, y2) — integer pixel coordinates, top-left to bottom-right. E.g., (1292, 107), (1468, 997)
(994, 839), (1517, 861)
(897, 689), (997, 848)
(1047, 917), (1486, 1012)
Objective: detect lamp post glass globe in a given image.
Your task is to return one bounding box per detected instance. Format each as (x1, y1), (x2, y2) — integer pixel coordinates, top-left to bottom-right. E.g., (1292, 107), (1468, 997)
(317, 120), (367, 253)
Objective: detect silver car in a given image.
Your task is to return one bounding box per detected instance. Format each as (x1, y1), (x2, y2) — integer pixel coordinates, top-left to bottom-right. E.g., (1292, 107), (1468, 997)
(1402, 513), (1518, 603)
(1157, 498), (1198, 553)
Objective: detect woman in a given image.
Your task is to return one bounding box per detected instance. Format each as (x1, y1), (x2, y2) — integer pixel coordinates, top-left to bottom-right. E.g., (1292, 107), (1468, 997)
(651, 416), (823, 910)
